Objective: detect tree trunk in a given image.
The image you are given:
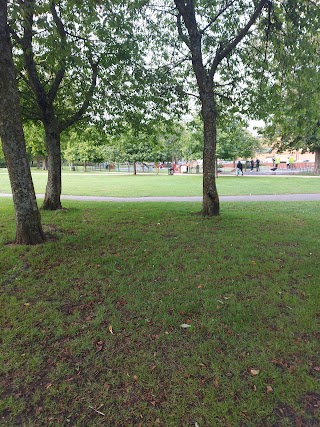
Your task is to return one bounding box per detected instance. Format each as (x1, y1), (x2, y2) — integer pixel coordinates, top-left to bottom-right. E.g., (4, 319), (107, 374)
(42, 157), (48, 170)
(201, 93), (220, 216)
(42, 119), (62, 210)
(133, 162), (137, 175)
(314, 147), (320, 175)
(0, 0), (45, 244)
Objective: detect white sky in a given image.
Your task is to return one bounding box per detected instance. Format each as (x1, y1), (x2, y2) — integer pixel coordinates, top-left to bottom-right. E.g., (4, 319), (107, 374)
(248, 119), (264, 136)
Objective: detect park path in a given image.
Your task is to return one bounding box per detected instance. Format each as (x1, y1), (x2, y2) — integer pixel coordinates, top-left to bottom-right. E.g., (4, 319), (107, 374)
(1, 193), (320, 202)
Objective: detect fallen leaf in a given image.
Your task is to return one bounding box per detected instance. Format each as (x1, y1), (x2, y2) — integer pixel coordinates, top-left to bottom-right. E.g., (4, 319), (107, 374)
(24, 303), (30, 307)
(180, 324), (191, 328)
(266, 386), (273, 393)
(95, 340), (104, 352)
(250, 368), (260, 376)
(108, 325), (114, 334)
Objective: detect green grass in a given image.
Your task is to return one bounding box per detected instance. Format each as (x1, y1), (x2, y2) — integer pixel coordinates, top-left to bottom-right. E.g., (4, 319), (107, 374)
(0, 169), (320, 197)
(1, 198), (320, 426)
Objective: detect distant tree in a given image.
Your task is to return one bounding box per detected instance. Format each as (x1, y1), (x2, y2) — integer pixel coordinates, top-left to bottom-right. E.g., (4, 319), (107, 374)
(62, 126), (106, 171)
(180, 117), (203, 162)
(120, 135), (155, 175)
(0, 144), (5, 165)
(217, 119), (261, 162)
(23, 121), (47, 169)
(180, 114), (260, 166)
(0, 0), (45, 244)
(249, 1), (320, 172)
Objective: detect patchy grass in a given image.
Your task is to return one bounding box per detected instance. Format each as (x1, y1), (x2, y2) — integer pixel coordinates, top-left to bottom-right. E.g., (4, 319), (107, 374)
(1, 199), (320, 426)
(0, 170), (319, 197)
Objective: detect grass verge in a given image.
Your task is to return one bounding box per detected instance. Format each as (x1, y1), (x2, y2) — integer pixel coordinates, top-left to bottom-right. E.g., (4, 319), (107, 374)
(0, 171), (319, 197)
(1, 199), (320, 426)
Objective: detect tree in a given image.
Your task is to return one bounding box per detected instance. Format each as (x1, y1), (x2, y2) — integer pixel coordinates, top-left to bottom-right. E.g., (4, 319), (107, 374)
(9, 0), (186, 210)
(62, 126), (105, 171)
(9, 0), (101, 209)
(181, 117), (204, 162)
(249, 1), (320, 172)
(23, 121), (47, 169)
(172, 0), (269, 215)
(0, 0), (45, 244)
(217, 118), (261, 162)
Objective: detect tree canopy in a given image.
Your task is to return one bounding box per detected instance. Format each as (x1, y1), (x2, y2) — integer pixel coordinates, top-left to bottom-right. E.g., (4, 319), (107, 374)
(249, 0), (320, 171)
(8, 0), (187, 209)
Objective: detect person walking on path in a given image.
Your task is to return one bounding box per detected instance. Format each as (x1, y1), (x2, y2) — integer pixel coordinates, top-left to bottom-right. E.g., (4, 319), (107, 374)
(256, 158), (260, 172)
(236, 160), (243, 176)
(250, 159), (254, 171)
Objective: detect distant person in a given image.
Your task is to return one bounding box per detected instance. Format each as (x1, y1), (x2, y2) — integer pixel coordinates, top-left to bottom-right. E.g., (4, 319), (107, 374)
(272, 157), (275, 167)
(286, 157), (290, 169)
(250, 159), (254, 171)
(275, 156), (280, 168)
(289, 156), (294, 169)
(236, 160), (243, 176)
(256, 158), (260, 172)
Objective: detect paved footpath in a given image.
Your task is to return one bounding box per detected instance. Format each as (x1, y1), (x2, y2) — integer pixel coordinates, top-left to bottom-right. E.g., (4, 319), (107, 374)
(2, 193), (320, 202)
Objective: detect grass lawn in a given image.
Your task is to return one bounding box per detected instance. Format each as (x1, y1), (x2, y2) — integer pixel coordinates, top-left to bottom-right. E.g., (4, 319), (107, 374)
(1, 198), (319, 426)
(0, 169), (319, 197)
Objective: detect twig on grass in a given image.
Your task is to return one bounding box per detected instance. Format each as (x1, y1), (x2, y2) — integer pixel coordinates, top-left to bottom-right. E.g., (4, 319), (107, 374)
(89, 405), (105, 416)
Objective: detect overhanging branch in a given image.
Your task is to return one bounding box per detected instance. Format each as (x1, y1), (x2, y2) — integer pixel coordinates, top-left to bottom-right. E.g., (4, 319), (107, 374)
(209, 0), (268, 78)
(60, 59), (99, 131)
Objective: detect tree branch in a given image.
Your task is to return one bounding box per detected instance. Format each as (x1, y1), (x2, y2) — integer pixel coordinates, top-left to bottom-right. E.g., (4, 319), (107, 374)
(17, 70), (31, 87)
(60, 59), (99, 131)
(47, 0), (67, 104)
(8, 26), (22, 44)
(20, 0), (49, 114)
(264, 0), (272, 63)
(184, 91), (200, 100)
(174, 0), (207, 93)
(176, 13), (191, 49)
(200, 0), (237, 34)
(209, 0), (268, 78)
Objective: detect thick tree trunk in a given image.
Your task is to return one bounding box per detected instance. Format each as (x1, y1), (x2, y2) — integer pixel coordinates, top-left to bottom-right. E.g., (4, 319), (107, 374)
(0, 1), (45, 244)
(201, 93), (220, 216)
(314, 147), (320, 175)
(42, 119), (62, 210)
